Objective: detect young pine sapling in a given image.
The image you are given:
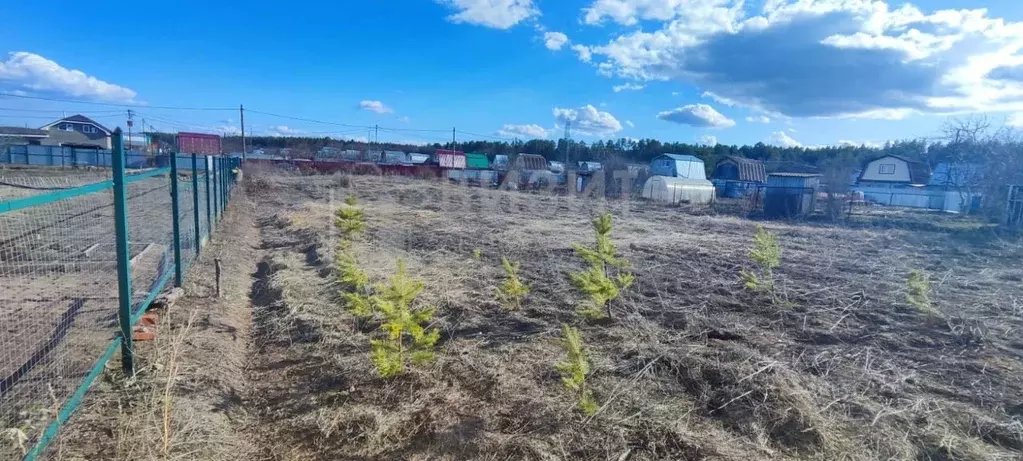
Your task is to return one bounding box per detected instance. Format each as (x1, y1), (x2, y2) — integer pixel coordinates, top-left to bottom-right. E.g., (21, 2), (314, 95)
(334, 194), (366, 239)
(906, 269), (932, 313)
(334, 240), (373, 318)
(740, 225), (781, 292)
(370, 259), (440, 377)
(495, 257), (529, 309)
(569, 212), (634, 320)
(555, 324), (599, 415)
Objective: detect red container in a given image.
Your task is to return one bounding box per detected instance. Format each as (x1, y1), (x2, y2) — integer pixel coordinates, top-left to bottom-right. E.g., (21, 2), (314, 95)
(177, 132), (222, 155)
(435, 149), (466, 169)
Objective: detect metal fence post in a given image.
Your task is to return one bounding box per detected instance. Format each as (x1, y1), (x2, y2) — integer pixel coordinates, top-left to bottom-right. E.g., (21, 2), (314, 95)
(205, 156), (212, 239)
(213, 157), (220, 223)
(170, 154), (183, 287)
(111, 129), (134, 375)
(192, 154), (201, 251)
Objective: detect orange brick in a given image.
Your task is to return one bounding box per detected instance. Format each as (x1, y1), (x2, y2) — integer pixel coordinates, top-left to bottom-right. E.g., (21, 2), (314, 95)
(133, 325), (156, 341)
(139, 312), (160, 326)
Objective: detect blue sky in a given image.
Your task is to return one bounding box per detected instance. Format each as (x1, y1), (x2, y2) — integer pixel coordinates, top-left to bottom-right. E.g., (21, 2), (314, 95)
(1, 0), (1022, 148)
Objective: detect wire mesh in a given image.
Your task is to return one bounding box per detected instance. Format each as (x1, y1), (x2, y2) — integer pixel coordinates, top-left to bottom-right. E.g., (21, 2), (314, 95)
(177, 165), (198, 270)
(198, 168), (211, 248)
(0, 173), (119, 460)
(124, 172), (174, 317)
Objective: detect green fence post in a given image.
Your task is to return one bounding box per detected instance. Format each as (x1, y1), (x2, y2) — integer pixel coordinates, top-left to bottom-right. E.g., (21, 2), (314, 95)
(170, 154), (183, 287)
(111, 129), (134, 375)
(205, 156), (212, 239)
(192, 154), (201, 251)
(212, 157), (219, 223)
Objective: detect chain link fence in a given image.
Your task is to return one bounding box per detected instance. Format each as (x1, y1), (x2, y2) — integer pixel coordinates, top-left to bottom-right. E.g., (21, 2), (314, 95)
(0, 148), (240, 460)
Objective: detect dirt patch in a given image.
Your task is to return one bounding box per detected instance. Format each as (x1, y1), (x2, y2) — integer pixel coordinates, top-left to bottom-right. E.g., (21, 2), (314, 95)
(238, 171), (1023, 461)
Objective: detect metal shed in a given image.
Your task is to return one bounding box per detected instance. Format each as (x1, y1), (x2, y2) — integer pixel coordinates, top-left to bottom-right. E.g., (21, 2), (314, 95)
(465, 153), (490, 169)
(764, 173), (820, 218)
(650, 154), (707, 180)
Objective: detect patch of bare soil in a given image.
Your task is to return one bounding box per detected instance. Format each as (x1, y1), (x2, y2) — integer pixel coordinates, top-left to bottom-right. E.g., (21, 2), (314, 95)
(49, 188), (260, 461)
(240, 170), (1023, 461)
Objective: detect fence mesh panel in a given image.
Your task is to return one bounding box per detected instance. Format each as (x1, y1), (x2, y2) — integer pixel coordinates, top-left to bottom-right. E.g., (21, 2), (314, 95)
(125, 174), (174, 317)
(0, 174), (119, 460)
(178, 169), (198, 269)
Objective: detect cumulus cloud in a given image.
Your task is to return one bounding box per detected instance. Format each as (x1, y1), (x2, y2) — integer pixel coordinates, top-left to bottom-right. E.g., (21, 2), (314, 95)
(1006, 113), (1023, 128)
(544, 31), (569, 50)
(577, 0), (1023, 118)
(612, 82), (644, 92)
(625, 120), (635, 127)
(571, 45), (593, 63)
(746, 115), (770, 123)
(438, 0), (538, 29)
(268, 125), (307, 137)
(553, 104), (623, 136)
(699, 134), (718, 146)
(0, 52), (137, 103)
(398, 115), (411, 123)
(767, 130), (801, 147)
(657, 103), (735, 128)
(358, 100), (393, 114)
(497, 123), (550, 138)
(838, 139), (881, 148)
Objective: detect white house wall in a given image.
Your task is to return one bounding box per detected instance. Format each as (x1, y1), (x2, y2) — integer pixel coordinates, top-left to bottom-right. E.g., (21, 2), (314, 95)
(861, 158), (912, 182)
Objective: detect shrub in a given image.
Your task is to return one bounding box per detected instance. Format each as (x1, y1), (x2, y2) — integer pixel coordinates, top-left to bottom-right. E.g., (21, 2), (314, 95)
(496, 257), (529, 309)
(741, 225), (781, 292)
(906, 269), (932, 312)
(369, 259), (440, 377)
(472, 248), (482, 260)
(555, 324), (599, 415)
(569, 212), (634, 319)
(334, 194), (366, 238)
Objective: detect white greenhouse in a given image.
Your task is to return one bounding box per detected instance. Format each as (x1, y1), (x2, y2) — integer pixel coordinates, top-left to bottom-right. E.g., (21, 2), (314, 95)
(641, 176), (715, 204)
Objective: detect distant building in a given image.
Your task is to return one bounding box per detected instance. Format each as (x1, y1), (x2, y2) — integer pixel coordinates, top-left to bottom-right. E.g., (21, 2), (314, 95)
(857, 155), (931, 186)
(39, 114), (112, 149)
(649, 154), (707, 179)
(0, 126), (49, 145)
(641, 154), (714, 204)
(712, 156), (766, 198)
(764, 173), (821, 218)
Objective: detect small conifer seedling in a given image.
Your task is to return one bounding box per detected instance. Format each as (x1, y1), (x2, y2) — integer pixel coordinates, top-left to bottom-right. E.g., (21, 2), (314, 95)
(369, 259), (440, 377)
(334, 241), (373, 318)
(472, 248), (482, 260)
(496, 257), (529, 309)
(334, 194), (366, 238)
(555, 324), (598, 415)
(569, 212), (633, 320)
(740, 225), (781, 292)
(906, 269), (932, 312)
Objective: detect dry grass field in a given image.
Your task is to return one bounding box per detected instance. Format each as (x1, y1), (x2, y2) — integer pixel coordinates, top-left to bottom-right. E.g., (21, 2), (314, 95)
(236, 170), (1023, 461)
(37, 167), (1023, 461)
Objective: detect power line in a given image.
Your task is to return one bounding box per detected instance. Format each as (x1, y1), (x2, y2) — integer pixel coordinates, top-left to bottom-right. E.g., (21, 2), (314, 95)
(0, 92), (235, 110)
(456, 129), (514, 141)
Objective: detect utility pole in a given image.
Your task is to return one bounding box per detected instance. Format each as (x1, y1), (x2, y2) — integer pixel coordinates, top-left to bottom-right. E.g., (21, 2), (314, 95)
(452, 127), (456, 151)
(127, 109), (134, 151)
(374, 124), (379, 144)
(240, 104), (247, 160)
(564, 120), (571, 165)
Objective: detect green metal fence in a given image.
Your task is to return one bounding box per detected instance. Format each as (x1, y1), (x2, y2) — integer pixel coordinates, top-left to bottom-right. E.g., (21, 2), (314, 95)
(0, 130), (241, 460)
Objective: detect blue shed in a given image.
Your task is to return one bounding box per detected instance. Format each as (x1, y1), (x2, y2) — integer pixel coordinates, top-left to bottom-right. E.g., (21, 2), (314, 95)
(764, 173), (821, 218)
(650, 154), (707, 180)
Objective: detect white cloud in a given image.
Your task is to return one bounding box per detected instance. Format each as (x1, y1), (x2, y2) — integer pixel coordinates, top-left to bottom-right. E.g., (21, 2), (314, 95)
(578, 1), (1023, 118)
(625, 120), (635, 127)
(544, 31), (569, 50)
(0, 52), (137, 103)
(358, 100), (393, 114)
(699, 134), (718, 146)
(438, 0), (539, 29)
(838, 139), (881, 148)
(215, 124), (241, 135)
(571, 44), (593, 63)
(397, 115), (411, 123)
(497, 123), (550, 138)
(671, 91), (680, 96)
(767, 130), (801, 148)
(268, 125), (306, 137)
(1009, 113), (1023, 128)
(745, 115), (770, 123)
(553, 104), (623, 136)
(657, 103), (735, 128)
(612, 82), (645, 92)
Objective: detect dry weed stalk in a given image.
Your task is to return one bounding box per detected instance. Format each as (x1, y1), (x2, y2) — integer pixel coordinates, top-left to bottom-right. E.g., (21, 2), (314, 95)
(569, 212), (634, 320)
